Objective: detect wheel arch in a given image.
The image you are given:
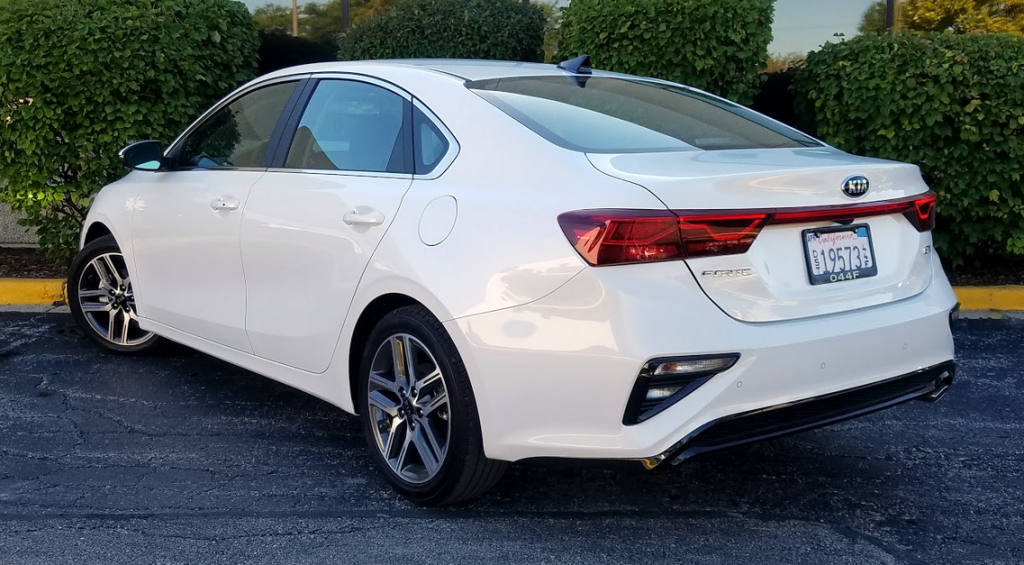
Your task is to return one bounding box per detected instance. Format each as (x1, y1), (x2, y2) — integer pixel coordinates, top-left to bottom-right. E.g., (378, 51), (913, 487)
(347, 293), (424, 413)
(81, 221), (113, 248)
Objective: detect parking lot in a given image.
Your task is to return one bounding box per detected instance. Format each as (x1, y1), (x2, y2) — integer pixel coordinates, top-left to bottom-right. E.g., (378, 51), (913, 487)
(0, 311), (1021, 564)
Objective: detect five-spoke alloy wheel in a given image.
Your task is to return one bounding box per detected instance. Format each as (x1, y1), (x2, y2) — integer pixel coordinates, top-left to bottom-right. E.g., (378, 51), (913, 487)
(359, 305), (506, 506)
(68, 235), (161, 354)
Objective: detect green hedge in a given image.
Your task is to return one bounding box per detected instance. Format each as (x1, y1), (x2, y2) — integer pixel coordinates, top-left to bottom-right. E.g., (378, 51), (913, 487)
(557, 0), (774, 104)
(793, 33), (1024, 264)
(338, 0), (546, 62)
(0, 0), (259, 261)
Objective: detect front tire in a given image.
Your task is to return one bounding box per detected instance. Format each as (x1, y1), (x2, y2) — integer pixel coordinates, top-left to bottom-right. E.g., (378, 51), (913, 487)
(358, 305), (506, 505)
(68, 235), (161, 354)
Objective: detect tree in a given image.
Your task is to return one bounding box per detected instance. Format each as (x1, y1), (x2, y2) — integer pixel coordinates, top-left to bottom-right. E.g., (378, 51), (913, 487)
(339, 0), (545, 62)
(903, 0), (1024, 33)
(253, 4), (292, 35)
(0, 0), (259, 261)
(540, 2), (561, 63)
(251, 0), (399, 45)
(859, 1), (887, 34)
(558, 0), (774, 104)
(859, 0), (1024, 35)
(765, 52), (805, 73)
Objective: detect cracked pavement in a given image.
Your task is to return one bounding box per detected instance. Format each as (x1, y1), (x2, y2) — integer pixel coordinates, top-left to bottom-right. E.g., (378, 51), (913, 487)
(0, 312), (1022, 564)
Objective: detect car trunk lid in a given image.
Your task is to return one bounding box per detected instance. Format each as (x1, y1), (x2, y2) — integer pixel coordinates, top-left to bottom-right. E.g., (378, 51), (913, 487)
(586, 148), (936, 323)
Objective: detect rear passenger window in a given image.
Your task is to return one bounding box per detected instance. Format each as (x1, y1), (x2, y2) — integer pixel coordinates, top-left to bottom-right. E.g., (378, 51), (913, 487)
(285, 80), (411, 174)
(414, 106), (450, 175)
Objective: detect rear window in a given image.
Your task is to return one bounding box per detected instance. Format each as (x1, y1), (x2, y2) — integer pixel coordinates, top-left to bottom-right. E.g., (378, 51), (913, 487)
(467, 76), (819, 153)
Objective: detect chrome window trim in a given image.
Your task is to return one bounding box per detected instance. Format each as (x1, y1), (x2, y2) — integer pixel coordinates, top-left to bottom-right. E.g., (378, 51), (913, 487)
(164, 74), (311, 160)
(163, 167), (268, 173)
(263, 168), (413, 180)
(411, 98), (460, 181)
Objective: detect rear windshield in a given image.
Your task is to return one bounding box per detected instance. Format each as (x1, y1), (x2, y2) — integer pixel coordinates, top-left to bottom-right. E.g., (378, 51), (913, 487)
(466, 76), (819, 153)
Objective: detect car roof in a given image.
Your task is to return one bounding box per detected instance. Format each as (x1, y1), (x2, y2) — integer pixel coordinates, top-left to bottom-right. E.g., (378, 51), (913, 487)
(258, 59), (627, 83)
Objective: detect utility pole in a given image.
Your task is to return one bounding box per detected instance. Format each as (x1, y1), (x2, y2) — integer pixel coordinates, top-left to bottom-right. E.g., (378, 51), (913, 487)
(341, 0), (351, 33)
(884, 0), (897, 31)
(292, 0), (299, 37)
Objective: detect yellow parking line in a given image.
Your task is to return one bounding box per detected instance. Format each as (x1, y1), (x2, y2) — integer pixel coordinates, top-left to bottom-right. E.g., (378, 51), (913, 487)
(1, 277), (1022, 311)
(0, 278), (67, 305)
(954, 286), (1024, 313)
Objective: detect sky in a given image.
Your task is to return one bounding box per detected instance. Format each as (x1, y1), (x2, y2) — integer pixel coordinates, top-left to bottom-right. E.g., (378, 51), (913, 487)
(242, 0), (878, 56)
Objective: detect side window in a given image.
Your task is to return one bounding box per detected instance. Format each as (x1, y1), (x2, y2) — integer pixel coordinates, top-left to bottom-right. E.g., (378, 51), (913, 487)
(285, 80), (410, 173)
(413, 106), (450, 175)
(180, 81), (297, 169)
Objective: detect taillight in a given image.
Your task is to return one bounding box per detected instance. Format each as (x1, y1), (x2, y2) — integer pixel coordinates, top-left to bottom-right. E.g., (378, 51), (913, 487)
(772, 192), (937, 233)
(558, 192), (937, 267)
(676, 213), (770, 259)
(904, 193), (937, 232)
(557, 210), (682, 266)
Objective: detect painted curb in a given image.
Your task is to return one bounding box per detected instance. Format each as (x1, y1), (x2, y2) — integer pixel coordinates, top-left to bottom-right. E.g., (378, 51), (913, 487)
(0, 278), (66, 306)
(1, 278), (1023, 313)
(954, 286), (1024, 313)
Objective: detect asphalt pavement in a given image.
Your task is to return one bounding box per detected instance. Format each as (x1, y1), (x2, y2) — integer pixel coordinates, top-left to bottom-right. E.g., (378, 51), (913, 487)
(0, 311), (1021, 564)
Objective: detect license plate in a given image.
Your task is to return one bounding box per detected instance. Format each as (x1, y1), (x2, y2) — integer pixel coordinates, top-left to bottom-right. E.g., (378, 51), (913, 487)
(802, 224), (878, 285)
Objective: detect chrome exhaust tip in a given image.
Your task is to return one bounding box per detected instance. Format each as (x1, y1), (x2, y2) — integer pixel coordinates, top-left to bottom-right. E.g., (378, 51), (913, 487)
(918, 369), (954, 402)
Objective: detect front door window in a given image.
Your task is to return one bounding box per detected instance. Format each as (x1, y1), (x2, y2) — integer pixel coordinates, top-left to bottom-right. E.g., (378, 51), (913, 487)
(180, 81), (298, 168)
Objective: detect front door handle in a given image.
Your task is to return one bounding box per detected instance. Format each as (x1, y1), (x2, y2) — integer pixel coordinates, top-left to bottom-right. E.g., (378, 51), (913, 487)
(343, 209), (385, 226)
(210, 198), (240, 211)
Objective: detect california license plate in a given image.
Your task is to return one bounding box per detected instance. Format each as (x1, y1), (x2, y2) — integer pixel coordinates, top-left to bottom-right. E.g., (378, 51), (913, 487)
(802, 224), (878, 285)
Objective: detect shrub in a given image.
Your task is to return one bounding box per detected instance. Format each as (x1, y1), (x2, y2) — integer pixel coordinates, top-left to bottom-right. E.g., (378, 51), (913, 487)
(258, 30), (338, 76)
(0, 0), (259, 262)
(793, 33), (1024, 264)
(556, 0), (775, 104)
(338, 0), (546, 62)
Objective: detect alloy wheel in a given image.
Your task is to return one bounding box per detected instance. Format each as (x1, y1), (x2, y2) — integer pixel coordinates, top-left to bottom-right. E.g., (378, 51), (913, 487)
(367, 333), (451, 485)
(76, 252), (155, 347)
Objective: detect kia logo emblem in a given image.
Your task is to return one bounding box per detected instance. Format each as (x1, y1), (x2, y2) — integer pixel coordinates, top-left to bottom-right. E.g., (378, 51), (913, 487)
(842, 175), (869, 198)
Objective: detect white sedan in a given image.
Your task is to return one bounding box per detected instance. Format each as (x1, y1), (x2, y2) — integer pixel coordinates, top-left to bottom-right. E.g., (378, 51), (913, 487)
(69, 57), (957, 505)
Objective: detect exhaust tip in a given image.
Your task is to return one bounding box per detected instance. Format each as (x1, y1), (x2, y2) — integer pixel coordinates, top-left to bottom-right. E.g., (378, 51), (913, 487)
(918, 369), (954, 402)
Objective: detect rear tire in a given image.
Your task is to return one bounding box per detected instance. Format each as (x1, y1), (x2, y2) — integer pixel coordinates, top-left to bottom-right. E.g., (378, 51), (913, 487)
(358, 305), (506, 506)
(68, 235), (162, 354)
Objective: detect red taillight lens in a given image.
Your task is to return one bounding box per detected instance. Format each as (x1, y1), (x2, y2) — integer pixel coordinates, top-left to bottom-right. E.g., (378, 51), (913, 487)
(772, 191), (938, 233)
(559, 192), (937, 267)
(904, 193), (937, 232)
(675, 213), (770, 259)
(557, 210), (682, 266)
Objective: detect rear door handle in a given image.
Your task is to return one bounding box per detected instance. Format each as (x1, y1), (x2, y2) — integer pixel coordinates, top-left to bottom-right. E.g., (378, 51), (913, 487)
(210, 198), (240, 211)
(343, 209), (385, 226)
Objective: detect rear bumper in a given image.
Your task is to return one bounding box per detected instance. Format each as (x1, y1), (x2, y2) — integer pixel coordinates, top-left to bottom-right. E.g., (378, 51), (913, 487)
(641, 360), (954, 469)
(446, 254), (957, 462)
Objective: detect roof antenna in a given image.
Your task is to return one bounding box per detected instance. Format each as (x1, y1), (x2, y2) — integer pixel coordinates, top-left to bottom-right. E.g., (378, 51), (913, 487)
(558, 54), (592, 88)
(557, 54), (592, 75)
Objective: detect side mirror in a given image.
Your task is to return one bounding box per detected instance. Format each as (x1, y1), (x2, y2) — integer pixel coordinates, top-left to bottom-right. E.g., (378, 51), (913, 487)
(119, 140), (165, 171)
